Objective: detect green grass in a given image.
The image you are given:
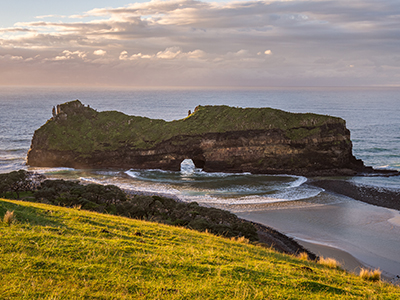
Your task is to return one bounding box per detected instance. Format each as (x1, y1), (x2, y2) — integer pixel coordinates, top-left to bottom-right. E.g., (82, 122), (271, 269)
(1, 198), (399, 299)
(34, 101), (345, 153)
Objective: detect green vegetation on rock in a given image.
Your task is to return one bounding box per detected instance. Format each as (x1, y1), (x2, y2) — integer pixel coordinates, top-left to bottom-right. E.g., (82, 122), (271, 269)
(35, 100), (344, 153)
(1, 198), (399, 299)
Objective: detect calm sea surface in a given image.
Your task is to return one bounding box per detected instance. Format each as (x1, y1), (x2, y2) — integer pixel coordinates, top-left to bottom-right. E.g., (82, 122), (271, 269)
(1, 86), (399, 277)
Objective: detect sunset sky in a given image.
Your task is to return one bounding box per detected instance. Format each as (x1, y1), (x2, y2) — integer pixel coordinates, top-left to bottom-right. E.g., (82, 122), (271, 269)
(1, 0), (400, 87)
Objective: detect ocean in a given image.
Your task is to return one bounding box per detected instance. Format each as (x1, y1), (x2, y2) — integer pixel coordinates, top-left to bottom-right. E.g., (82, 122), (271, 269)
(1, 86), (399, 278)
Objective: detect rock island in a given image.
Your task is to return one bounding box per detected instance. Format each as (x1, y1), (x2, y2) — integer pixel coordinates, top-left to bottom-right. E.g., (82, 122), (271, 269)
(27, 100), (368, 176)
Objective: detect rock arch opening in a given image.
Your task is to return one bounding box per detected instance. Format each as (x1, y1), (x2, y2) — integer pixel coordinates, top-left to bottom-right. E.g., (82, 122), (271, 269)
(180, 158), (205, 174)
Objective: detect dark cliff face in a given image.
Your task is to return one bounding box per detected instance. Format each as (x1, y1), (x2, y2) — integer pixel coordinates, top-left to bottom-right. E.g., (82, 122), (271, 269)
(27, 100), (366, 176)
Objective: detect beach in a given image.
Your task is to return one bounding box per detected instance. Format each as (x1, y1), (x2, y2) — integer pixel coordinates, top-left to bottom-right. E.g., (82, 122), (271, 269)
(122, 177), (400, 282)
(235, 182), (400, 281)
(296, 240), (365, 274)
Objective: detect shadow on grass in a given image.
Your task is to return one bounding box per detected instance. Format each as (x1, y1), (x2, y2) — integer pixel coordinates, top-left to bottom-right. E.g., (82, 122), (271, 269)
(300, 281), (351, 295)
(0, 199), (65, 228)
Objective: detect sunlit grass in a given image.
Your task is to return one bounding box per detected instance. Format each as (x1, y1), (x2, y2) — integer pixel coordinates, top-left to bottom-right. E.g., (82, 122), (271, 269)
(230, 236), (249, 244)
(297, 252), (309, 261)
(3, 210), (15, 225)
(0, 198), (398, 299)
(360, 268), (381, 282)
(318, 257), (341, 269)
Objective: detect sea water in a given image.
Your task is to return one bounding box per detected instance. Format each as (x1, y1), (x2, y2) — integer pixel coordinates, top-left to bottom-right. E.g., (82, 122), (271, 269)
(0, 86), (399, 277)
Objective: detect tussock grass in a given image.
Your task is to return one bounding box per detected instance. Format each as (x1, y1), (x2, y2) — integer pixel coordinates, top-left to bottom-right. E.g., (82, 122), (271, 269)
(3, 210), (15, 225)
(318, 257), (341, 269)
(360, 268), (381, 282)
(0, 198), (398, 299)
(230, 236), (249, 244)
(297, 252), (309, 261)
(72, 204), (82, 210)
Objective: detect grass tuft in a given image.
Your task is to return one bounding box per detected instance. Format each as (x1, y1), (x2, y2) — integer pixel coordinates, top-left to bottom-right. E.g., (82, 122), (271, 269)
(3, 210), (15, 225)
(230, 236), (249, 244)
(318, 256), (341, 269)
(360, 268), (381, 282)
(297, 252), (309, 261)
(72, 204), (82, 210)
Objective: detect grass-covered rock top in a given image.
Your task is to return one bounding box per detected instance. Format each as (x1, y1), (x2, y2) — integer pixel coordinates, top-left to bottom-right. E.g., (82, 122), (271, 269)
(35, 100), (344, 152)
(1, 198), (399, 299)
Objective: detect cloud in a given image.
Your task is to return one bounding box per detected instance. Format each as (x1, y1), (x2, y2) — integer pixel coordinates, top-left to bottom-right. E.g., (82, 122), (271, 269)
(35, 15), (67, 19)
(156, 46), (182, 59)
(93, 49), (107, 56)
(0, 27), (34, 33)
(119, 47), (206, 60)
(1, 0), (400, 86)
(119, 50), (151, 60)
(0, 54), (24, 61)
(49, 50), (88, 61)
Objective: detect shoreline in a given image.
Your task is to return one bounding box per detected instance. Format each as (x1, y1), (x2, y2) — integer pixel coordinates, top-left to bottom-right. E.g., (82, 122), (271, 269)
(122, 188), (317, 259)
(295, 239), (365, 273)
(38, 173), (400, 284)
(233, 179), (400, 284)
(295, 239), (398, 284)
(308, 178), (400, 211)
(237, 207), (400, 284)
(123, 179), (400, 282)
(243, 219), (317, 260)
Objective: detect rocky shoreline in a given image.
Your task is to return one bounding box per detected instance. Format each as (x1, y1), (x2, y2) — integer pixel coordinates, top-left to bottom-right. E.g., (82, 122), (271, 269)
(112, 176), (400, 262)
(124, 174), (400, 261)
(123, 189), (318, 259)
(247, 220), (317, 260)
(309, 178), (400, 211)
(26, 170), (400, 265)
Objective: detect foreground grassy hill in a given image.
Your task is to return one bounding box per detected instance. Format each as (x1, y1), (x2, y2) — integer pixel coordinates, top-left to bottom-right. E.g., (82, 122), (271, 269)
(1, 198), (399, 299)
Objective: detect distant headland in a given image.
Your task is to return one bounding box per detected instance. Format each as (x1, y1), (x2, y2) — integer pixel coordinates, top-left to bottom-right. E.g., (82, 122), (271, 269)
(27, 100), (391, 176)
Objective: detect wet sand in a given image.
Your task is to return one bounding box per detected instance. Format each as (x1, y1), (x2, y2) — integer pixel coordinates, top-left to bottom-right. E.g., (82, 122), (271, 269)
(235, 190), (400, 281)
(295, 240), (365, 274)
(120, 178), (400, 283)
(295, 240), (399, 282)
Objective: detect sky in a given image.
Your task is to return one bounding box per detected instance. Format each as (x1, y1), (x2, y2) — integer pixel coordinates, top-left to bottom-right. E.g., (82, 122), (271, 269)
(1, 0), (400, 87)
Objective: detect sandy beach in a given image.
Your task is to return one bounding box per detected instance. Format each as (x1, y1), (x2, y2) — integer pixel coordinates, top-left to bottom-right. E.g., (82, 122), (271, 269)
(123, 178), (400, 282)
(235, 185), (400, 282)
(296, 239), (365, 273)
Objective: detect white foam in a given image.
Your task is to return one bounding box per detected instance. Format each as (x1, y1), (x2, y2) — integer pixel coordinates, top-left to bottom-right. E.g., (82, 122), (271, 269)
(125, 170), (140, 178)
(81, 175), (182, 196)
(79, 177), (102, 184)
(122, 168), (318, 205)
(28, 167), (76, 173)
(287, 175), (308, 188)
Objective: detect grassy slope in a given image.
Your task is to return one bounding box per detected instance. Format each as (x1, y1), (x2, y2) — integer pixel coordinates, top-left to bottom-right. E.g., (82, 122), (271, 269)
(37, 101), (344, 152)
(1, 198), (398, 299)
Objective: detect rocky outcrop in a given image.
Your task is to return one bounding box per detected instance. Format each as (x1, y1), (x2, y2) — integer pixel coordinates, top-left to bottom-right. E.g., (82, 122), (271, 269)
(27, 100), (371, 176)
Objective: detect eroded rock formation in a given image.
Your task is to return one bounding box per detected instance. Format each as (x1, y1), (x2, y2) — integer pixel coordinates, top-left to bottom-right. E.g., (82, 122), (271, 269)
(27, 100), (369, 176)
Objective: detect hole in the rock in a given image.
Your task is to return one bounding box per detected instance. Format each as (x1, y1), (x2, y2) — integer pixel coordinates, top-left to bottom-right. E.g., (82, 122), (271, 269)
(180, 158), (205, 174)
(180, 159), (197, 174)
